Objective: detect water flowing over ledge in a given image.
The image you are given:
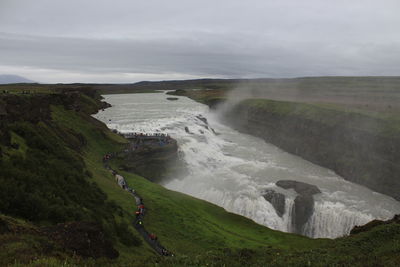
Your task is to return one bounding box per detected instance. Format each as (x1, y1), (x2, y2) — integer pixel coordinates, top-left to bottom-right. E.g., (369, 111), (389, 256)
(94, 93), (400, 238)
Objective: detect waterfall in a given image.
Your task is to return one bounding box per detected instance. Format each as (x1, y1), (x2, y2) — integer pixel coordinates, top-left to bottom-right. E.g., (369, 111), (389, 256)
(303, 200), (374, 238)
(94, 93), (400, 238)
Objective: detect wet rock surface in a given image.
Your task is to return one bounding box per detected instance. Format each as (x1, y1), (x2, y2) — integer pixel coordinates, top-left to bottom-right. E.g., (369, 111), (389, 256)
(292, 195), (315, 233)
(196, 115), (208, 125)
(185, 126), (192, 134)
(276, 180), (321, 195)
(262, 189), (286, 217)
(276, 180), (321, 234)
(119, 134), (187, 183)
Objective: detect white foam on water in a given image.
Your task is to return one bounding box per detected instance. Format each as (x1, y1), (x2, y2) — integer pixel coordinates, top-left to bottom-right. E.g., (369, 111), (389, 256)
(304, 199), (375, 238)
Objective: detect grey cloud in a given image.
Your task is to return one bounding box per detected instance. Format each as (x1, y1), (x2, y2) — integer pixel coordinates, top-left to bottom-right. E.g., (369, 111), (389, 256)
(0, 0), (400, 82)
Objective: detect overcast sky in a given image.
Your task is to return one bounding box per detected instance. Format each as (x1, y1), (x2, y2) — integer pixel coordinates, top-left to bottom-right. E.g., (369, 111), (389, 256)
(1, 0), (399, 83)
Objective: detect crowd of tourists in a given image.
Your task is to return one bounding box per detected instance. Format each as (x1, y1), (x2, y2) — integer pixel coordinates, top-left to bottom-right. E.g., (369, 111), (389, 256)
(123, 132), (173, 151)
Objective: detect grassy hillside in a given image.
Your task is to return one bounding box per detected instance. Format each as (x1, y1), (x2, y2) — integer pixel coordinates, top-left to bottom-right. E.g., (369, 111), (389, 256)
(0, 91), (146, 264)
(3, 76), (399, 113)
(166, 76), (400, 114)
(167, 88), (227, 109)
(1, 88), (400, 266)
(0, 79), (236, 95)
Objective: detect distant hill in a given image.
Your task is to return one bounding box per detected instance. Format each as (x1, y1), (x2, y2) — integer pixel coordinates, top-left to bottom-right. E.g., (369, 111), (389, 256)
(0, 74), (35, 84)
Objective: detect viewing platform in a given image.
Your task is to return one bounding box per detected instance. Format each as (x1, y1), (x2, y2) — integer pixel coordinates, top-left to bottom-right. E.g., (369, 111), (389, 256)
(121, 132), (175, 152)
(116, 131), (181, 183)
(123, 132), (171, 140)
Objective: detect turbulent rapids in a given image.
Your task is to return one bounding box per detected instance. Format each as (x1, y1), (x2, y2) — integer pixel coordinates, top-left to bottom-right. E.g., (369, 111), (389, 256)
(94, 93), (400, 238)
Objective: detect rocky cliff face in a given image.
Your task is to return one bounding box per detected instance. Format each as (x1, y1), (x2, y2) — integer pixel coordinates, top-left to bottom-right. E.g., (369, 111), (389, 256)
(118, 137), (187, 183)
(224, 99), (400, 201)
(276, 180), (321, 234)
(263, 181), (321, 234)
(262, 190), (286, 217)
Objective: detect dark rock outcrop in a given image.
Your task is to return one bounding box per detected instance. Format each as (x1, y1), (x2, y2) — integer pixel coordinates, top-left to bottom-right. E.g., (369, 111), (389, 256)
(292, 195), (314, 232)
(350, 214), (400, 235)
(196, 115), (208, 125)
(211, 128), (219, 135)
(185, 126), (192, 134)
(276, 180), (321, 234)
(119, 136), (187, 183)
(262, 189), (286, 217)
(276, 180), (321, 195)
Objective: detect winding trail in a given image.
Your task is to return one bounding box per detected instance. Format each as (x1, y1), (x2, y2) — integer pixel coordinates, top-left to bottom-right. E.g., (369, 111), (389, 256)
(103, 153), (173, 256)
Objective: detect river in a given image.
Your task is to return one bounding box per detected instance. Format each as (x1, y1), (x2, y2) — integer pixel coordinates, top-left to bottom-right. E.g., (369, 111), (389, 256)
(93, 92), (400, 238)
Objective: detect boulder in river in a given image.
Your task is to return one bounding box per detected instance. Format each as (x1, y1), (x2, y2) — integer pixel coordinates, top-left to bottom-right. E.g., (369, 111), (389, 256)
(262, 189), (286, 217)
(276, 180), (321, 195)
(292, 194), (315, 232)
(276, 180), (321, 234)
(185, 126), (192, 134)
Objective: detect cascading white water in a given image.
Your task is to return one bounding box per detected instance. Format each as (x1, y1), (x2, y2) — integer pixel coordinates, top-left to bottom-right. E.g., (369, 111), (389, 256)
(304, 200), (375, 238)
(93, 92), (400, 238)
